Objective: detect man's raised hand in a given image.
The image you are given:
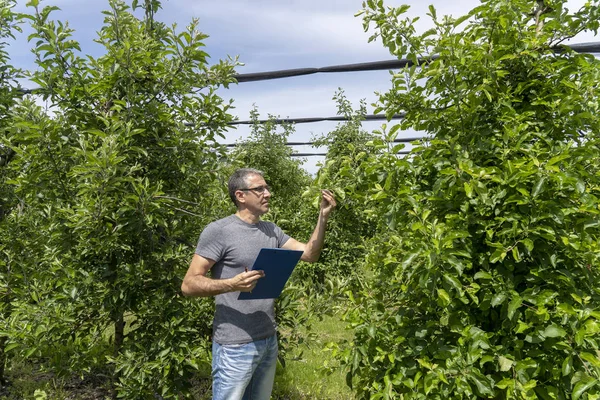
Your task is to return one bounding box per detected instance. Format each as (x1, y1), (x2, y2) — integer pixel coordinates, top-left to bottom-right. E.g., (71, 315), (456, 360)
(320, 189), (337, 217)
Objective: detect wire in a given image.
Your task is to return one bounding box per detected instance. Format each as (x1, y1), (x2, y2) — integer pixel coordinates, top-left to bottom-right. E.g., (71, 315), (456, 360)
(224, 136), (424, 147)
(224, 113), (406, 125)
(234, 42), (600, 82)
(182, 113), (404, 127)
(291, 150), (411, 157)
(16, 41), (600, 93)
(234, 58), (437, 83)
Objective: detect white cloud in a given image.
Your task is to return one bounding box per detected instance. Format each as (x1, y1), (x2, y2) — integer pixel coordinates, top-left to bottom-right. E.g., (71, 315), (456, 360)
(172, 0), (389, 65)
(9, 0), (600, 175)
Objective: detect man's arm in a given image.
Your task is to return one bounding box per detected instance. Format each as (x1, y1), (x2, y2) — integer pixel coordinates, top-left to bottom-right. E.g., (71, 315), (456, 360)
(282, 189), (337, 263)
(181, 254), (264, 297)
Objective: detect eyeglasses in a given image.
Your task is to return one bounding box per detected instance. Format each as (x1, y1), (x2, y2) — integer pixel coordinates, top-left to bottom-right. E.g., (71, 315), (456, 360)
(240, 185), (271, 195)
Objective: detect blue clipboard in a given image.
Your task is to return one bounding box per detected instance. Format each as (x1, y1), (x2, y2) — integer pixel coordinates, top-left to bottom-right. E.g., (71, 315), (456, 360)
(238, 248), (303, 300)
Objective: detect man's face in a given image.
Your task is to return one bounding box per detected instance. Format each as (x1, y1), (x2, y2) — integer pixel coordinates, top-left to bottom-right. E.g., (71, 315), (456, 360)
(238, 174), (272, 215)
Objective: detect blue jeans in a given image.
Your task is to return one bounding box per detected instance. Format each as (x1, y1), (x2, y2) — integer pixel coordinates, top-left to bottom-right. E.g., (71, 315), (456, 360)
(212, 334), (278, 400)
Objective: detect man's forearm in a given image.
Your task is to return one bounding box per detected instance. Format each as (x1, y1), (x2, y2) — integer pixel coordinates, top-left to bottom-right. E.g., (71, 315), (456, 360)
(303, 210), (329, 263)
(182, 274), (233, 297)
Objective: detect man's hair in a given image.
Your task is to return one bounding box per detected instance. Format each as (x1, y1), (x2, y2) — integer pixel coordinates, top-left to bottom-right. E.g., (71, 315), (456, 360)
(228, 168), (264, 207)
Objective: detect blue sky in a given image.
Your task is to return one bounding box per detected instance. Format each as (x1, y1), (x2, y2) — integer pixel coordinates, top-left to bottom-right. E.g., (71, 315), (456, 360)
(8, 0), (598, 174)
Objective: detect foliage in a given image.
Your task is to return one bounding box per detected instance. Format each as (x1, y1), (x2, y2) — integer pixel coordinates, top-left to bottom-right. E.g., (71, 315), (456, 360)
(298, 90), (377, 284)
(3, 0), (237, 396)
(0, 0), (23, 386)
(335, 0), (600, 398)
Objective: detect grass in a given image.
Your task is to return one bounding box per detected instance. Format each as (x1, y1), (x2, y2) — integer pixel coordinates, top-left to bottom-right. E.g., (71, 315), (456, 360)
(273, 313), (354, 400)
(0, 300), (354, 399)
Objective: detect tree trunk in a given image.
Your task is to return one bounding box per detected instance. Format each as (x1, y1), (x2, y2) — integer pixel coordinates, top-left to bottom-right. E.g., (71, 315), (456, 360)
(107, 255), (125, 399)
(110, 310), (125, 399)
(114, 311), (125, 357)
(0, 336), (6, 385)
(0, 147), (15, 167)
(0, 262), (12, 386)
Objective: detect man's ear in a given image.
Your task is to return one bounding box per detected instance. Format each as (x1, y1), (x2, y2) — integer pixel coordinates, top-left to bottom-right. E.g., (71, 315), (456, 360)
(235, 190), (245, 205)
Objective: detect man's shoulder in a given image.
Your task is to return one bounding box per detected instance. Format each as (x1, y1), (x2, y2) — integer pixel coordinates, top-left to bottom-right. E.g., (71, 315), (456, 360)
(204, 215), (239, 233)
(205, 215), (235, 229)
(204, 216), (281, 234)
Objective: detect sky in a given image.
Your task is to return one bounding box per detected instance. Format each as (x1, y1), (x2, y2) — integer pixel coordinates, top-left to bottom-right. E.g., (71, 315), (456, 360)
(7, 0), (599, 174)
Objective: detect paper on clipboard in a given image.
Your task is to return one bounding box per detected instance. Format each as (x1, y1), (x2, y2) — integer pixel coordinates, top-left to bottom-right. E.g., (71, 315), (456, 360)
(237, 248), (303, 300)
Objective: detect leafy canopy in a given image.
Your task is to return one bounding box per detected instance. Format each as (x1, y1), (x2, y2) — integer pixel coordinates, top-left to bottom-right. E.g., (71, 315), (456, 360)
(335, 0), (600, 398)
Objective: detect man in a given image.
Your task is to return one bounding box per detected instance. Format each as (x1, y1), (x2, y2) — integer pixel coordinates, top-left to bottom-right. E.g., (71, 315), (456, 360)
(181, 168), (336, 400)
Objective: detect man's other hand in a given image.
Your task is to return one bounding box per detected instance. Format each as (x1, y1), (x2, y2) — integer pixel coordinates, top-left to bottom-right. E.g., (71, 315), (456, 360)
(231, 269), (265, 292)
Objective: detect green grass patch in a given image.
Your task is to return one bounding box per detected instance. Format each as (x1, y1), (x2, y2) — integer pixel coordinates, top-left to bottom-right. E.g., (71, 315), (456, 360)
(273, 313), (354, 400)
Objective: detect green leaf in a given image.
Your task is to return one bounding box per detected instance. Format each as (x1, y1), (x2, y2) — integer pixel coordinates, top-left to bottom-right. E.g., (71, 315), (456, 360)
(532, 177), (546, 198)
(464, 181), (473, 198)
(491, 292), (507, 307)
(4, 342), (19, 352)
(576, 179), (585, 194)
(437, 288), (451, 306)
(424, 372), (437, 394)
(468, 370), (494, 396)
(507, 295), (521, 320)
(498, 355), (513, 372)
(368, 326), (376, 338)
(512, 246), (521, 262)
(428, 4), (437, 20)
(453, 14), (470, 27)
(521, 238), (534, 252)
(443, 273), (462, 292)
(490, 248), (507, 263)
(388, 123), (401, 139)
(546, 154), (569, 167)
(496, 378), (514, 390)
(480, 355), (494, 367)
(580, 352), (600, 368)
(562, 356), (572, 376)
(573, 377), (598, 400)
(401, 251), (420, 269)
(542, 325), (567, 338)
(474, 271), (492, 280)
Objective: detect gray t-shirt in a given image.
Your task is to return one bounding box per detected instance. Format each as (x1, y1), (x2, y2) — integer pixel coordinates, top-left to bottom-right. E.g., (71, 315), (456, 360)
(195, 214), (290, 345)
